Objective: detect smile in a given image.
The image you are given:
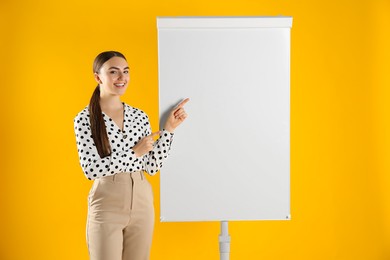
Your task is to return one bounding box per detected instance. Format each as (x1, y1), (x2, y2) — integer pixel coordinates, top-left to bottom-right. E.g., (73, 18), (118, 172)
(114, 83), (126, 88)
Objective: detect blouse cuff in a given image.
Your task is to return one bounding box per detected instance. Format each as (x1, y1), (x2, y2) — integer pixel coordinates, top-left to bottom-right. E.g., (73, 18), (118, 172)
(162, 128), (174, 135)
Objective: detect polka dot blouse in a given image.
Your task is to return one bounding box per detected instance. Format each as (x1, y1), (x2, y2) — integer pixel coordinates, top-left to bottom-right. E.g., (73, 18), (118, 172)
(73, 102), (174, 180)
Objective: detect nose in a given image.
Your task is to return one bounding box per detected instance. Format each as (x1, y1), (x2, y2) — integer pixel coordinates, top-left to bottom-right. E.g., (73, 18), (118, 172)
(117, 71), (129, 81)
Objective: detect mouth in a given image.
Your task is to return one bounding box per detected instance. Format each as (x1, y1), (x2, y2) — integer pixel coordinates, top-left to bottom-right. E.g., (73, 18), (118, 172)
(114, 83), (126, 88)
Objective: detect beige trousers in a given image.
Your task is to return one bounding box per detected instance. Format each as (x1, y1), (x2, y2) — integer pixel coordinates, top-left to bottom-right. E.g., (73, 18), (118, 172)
(86, 171), (154, 260)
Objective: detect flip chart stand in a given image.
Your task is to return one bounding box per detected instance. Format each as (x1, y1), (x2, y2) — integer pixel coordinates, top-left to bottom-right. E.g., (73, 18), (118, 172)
(219, 221), (231, 260)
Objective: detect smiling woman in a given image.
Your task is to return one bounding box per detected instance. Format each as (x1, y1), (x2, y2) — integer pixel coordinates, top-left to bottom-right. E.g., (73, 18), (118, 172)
(73, 50), (189, 260)
(95, 57), (130, 95)
(89, 52), (130, 158)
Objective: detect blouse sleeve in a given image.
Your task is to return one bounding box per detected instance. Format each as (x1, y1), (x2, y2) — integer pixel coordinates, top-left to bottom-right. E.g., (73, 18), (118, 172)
(73, 113), (138, 180)
(141, 114), (174, 176)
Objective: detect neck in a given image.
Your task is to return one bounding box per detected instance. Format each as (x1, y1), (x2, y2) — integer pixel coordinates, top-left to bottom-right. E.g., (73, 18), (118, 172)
(99, 94), (123, 111)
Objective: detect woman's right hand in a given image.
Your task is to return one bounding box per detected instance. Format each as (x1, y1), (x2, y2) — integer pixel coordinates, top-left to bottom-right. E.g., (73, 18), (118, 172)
(131, 131), (161, 157)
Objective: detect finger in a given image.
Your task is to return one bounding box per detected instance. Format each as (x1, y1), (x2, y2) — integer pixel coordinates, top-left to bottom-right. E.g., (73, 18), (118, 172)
(175, 111), (186, 118)
(174, 107), (184, 116)
(179, 113), (188, 120)
(175, 112), (187, 120)
(148, 131), (161, 138)
(175, 98), (190, 109)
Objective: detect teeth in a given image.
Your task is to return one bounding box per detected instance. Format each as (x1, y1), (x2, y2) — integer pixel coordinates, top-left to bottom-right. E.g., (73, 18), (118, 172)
(115, 83), (125, 87)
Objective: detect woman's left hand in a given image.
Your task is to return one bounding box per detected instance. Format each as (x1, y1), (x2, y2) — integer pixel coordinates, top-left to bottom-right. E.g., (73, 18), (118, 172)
(164, 98), (190, 133)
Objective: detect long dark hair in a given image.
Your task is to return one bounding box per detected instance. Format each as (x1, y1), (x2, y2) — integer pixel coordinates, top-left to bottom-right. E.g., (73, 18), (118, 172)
(89, 51), (127, 158)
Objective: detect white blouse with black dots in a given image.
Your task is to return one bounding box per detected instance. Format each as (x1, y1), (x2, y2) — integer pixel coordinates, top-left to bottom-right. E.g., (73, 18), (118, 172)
(73, 102), (174, 180)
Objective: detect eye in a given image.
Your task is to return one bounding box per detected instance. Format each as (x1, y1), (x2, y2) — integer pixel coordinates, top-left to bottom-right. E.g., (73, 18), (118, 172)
(124, 70), (129, 74)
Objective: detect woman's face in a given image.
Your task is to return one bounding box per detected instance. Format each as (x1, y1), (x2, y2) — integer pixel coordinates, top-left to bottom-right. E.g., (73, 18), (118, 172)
(94, 56), (130, 96)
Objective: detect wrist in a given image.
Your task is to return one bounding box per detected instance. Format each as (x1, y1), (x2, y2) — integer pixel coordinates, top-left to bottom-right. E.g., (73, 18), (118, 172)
(164, 127), (174, 134)
(130, 148), (141, 158)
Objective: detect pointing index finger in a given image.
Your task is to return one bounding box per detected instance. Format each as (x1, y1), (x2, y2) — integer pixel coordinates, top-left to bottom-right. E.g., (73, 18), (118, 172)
(149, 131), (161, 138)
(176, 98), (190, 108)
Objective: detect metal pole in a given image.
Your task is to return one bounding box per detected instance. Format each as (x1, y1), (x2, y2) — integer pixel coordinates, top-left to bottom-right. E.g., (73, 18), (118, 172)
(219, 221), (231, 260)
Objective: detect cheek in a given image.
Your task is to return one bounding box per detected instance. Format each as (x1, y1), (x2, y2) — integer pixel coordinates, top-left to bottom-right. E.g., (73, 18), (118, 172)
(100, 74), (111, 82)
(105, 75), (116, 84)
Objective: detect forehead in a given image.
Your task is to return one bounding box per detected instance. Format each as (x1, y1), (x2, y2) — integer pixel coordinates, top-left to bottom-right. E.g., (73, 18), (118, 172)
(102, 56), (128, 69)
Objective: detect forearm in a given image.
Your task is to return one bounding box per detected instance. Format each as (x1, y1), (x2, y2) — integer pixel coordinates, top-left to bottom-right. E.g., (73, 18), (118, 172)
(144, 129), (174, 175)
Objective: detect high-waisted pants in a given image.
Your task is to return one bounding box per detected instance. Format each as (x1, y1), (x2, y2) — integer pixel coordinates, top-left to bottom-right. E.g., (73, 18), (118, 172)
(86, 171), (154, 260)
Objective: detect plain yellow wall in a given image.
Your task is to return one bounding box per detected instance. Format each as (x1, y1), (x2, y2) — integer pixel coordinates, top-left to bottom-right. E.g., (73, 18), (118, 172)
(1, 0), (389, 259)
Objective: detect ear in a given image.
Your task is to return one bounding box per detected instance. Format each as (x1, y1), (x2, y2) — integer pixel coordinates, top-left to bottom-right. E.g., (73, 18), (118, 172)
(94, 73), (103, 84)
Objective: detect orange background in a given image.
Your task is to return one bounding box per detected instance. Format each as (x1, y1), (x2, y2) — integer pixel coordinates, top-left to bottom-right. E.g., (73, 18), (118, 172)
(0, 0), (389, 259)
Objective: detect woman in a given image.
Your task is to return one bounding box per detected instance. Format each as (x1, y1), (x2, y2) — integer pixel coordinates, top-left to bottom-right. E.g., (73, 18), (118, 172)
(73, 51), (188, 260)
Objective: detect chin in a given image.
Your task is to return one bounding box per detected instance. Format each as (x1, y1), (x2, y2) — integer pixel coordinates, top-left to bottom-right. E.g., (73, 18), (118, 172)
(113, 87), (127, 93)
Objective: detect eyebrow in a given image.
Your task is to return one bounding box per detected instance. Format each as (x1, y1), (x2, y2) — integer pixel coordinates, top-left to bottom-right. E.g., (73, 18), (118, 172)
(108, 66), (130, 70)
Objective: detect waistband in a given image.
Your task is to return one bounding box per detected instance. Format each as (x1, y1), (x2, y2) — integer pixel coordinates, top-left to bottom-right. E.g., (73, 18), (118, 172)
(98, 171), (144, 183)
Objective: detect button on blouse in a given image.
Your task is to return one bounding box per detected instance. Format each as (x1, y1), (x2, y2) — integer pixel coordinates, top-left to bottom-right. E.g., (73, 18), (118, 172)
(73, 102), (174, 180)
